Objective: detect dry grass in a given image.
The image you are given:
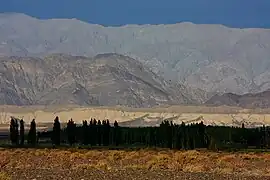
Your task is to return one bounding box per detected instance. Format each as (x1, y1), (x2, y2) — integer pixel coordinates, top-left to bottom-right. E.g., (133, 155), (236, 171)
(0, 172), (11, 180)
(1, 148), (270, 177)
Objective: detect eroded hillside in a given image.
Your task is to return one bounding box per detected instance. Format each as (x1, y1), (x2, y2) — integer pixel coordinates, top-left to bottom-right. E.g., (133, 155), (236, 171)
(0, 53), (207, 107)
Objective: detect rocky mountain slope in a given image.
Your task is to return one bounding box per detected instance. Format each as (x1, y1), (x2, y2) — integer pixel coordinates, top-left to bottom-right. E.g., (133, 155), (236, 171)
(1, 13), (270, 95)
(0, 53), (207, 107)
(205, 89), (270, 109)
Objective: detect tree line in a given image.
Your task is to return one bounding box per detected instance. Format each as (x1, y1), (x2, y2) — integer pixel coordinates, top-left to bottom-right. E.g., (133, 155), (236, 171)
(9, 116), (270, 150)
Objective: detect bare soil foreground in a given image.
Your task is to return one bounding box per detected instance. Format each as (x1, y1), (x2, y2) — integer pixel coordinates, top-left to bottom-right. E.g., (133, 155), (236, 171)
(1, 148), (270, 180)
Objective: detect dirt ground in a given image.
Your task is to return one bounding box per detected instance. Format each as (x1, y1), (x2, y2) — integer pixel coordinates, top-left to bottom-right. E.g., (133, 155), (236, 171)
(2, 169), (269, 180)
(1, 148), (270, 180)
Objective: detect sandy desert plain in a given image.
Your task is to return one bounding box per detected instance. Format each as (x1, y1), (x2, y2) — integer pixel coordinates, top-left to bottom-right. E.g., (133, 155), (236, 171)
(1, 104), (270, 130)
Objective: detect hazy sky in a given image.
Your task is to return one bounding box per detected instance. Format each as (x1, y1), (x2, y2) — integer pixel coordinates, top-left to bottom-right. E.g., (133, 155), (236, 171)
(0, 0), (270, 28)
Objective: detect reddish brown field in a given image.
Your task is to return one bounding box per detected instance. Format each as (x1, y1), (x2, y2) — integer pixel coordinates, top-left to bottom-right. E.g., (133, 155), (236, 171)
(1, 148), (270, 180)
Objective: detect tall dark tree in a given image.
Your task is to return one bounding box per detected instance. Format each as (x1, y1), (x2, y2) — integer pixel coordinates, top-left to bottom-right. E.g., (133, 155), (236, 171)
(92, 119), (97, 146)
(114, 120), (119, 146)
(97, 120), (102, 146)
(168, 121), (173, 149)
(9, 118), (19, 145)
(102, 120), (106, 146)
(67, 119), (76, 146)
(106, 119), (111, 145)
(159, 121), (166, 147)
(181, 122), (188, 149)
(198, 121), (207, 148)
(160, 120), (172, 149)
(82, 120), (89, 145)
(266, 127), (270, 148)
(102, 120), (110, 146)
(260, 125), (266, 148)
(52, 116), (61, 146)
(28, 119), (36, 146)
(19, 119), (25, 145)
(9, 118), (15, 144)
(89, 119), (94, 146)
(175, 125), (182, 150)
(15, 119), (19, 145)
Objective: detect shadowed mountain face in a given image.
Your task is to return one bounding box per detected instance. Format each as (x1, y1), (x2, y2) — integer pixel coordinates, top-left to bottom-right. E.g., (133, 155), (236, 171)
(205, 90), (270, 109)
(0, 53), (208, 107)
(1, 13), (270, 95)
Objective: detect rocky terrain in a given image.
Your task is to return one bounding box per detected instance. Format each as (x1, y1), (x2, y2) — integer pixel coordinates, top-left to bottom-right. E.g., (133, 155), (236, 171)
(1, 13), (270, 94)
(0, 53), (208, 107)
(205, 89), (270, 109)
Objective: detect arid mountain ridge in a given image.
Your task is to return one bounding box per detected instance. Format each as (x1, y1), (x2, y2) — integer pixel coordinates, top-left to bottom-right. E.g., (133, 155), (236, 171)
(0, 53), (210, 107)
(1, 13), (270, 95)
(205, 89), (270, 109)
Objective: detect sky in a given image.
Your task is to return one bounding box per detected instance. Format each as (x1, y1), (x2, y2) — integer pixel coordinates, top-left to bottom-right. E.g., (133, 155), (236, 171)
(0, 0), (270, 28)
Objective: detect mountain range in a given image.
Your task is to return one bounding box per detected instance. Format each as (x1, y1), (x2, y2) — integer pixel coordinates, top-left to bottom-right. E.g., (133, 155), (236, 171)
(0, 53), (209, 107)
(0, 13), (270, 107)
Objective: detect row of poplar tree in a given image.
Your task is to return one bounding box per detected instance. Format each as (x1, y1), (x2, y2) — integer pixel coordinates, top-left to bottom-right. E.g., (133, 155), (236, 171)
(9, 116), (208, 149)
(9, 116), (270, 150)
(9, 117), (61, 146)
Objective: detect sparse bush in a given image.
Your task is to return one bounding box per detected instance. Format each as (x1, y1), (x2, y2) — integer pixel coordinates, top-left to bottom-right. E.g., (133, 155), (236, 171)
(0, 172), (11, 180)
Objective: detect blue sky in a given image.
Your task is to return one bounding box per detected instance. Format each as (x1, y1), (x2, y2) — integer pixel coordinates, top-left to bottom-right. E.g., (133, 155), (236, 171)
(0, 0), (270, 28)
